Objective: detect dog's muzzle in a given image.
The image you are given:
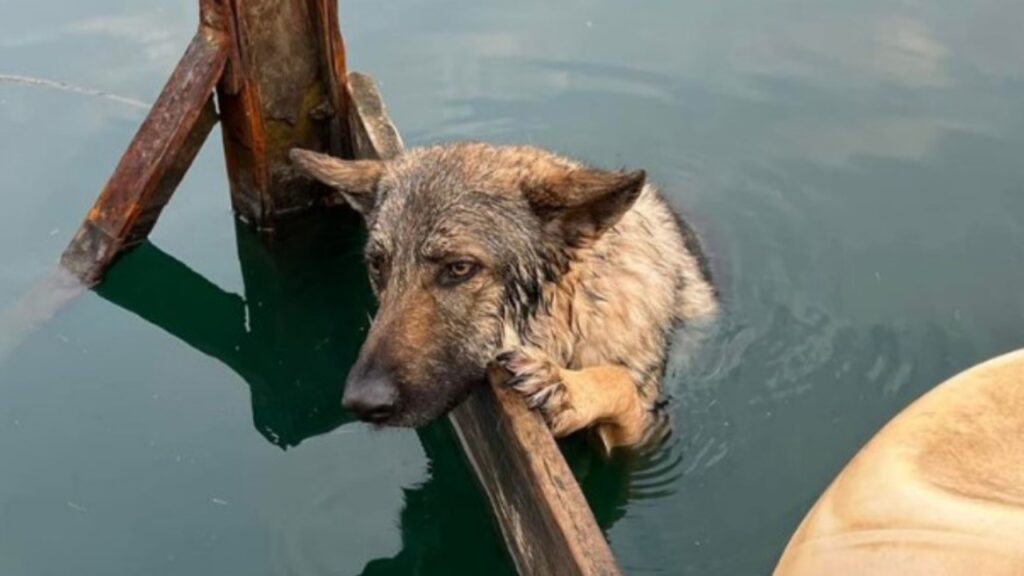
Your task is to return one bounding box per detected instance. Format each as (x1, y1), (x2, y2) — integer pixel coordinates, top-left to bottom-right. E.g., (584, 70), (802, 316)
(343, 366), (399, 424)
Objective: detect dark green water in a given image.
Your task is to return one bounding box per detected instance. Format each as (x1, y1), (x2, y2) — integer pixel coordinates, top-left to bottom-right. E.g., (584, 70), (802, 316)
(2, 1), (1023, 574)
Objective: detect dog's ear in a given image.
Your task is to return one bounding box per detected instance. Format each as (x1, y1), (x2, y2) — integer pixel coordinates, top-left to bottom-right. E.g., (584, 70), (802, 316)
(523, 166), (646, 246)
(290, 148), (382, 215)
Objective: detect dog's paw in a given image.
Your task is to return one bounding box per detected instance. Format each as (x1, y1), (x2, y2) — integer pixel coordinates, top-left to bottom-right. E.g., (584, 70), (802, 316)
(493, 348), (585, 436)
(494, 347), (563, 407)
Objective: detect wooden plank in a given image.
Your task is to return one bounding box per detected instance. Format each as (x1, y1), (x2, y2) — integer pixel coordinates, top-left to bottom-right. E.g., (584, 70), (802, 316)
(452, 369), (622, 576)
(310, 0), (352, 158)
(345, 72), (405, 161)
(343, 71), (622, 576)
(60, 28), (228, 284)
(216, 0), (353, 226)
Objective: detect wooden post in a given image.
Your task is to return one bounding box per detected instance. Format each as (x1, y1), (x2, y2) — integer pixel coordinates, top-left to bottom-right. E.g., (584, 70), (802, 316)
(215, 0), (352, 226)
(60, 0), (355, 283)
(345, 72), (622, 576)
(59, 2), (228, 283)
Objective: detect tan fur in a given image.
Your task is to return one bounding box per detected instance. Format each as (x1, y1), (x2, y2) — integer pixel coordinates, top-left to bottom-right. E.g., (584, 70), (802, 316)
(292, 143), (718, 442)
(499, 183), (718, 449)
(775, 350), (1024, 576)
(564, 367), (651, 449)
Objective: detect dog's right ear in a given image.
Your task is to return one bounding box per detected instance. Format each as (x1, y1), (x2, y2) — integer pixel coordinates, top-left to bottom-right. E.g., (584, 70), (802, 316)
(289, 149), (382, 215)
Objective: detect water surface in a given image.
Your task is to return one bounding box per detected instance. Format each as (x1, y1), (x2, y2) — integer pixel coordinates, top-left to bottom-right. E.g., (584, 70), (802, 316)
(2, 0), (1023, 574)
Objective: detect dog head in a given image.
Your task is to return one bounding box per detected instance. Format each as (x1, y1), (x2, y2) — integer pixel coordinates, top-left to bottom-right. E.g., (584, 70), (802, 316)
(291, 143), (644, 426)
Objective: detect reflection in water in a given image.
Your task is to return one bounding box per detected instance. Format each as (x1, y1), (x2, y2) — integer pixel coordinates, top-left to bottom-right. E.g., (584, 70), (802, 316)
(565, 432), (687, 523)
(91, 210), (524, 574)
(98, 214), (373, 447)
(0, 266), (87, 364)
(358, 423), (516, 576)
(89, 208), (674, 575)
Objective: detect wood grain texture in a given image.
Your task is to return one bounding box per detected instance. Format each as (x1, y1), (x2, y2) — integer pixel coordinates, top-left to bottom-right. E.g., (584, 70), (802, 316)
(216, 0), (352, 225)
(345, 71), (621, 576)
(60, 30), (227, 284)
(451, 371), (622, 576)
(346, 72), (404, 161)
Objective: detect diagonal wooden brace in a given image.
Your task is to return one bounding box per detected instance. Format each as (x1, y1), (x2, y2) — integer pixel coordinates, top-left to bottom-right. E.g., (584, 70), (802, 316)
(60, 29), (227, 284)
(61, 0), (354, 284)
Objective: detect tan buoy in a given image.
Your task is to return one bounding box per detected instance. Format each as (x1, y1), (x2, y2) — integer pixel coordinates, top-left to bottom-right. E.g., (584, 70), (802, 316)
(775, 349), (1024, 576)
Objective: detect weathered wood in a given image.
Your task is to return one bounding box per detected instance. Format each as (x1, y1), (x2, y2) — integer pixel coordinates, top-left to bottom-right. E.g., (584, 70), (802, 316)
(346, 72), (405, 161)
(344, 71), (621, 576)
(216, 0), (352, 226)
(311, 0), (352, 157)
(451, 370), (623, 576)
(60, 28), (228, 284)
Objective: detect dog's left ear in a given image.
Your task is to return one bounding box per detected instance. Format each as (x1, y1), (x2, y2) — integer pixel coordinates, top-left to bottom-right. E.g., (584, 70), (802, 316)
(523, 166), (646, 246)
(290, 148), (383, 216)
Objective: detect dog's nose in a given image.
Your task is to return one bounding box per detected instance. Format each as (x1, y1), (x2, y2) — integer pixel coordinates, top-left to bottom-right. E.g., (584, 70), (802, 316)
(343, 369), (399, 423)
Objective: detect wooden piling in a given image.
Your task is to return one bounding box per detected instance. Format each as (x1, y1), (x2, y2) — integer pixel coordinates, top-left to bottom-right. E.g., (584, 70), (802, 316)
(216, 0), (352, 225)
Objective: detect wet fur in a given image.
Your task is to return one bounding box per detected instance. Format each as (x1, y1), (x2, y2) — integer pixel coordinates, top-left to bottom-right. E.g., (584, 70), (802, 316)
(291, 143), (718, 447)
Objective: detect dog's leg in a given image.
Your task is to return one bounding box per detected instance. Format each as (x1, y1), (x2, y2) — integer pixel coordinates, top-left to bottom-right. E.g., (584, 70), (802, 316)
(496, 348), (654, 451)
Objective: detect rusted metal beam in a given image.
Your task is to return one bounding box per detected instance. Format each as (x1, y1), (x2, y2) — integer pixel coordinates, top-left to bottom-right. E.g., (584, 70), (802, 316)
(60, 21), (228, 284)
(343, 71), (622, 576)
(215, 0), (353, 226)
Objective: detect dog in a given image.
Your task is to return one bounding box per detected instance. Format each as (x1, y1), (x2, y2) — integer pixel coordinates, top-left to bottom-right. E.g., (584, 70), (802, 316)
(290, 143), (718, 449)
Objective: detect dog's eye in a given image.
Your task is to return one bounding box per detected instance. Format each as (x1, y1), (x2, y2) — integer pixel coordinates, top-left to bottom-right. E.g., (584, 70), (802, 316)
(439, 260), (480, 286)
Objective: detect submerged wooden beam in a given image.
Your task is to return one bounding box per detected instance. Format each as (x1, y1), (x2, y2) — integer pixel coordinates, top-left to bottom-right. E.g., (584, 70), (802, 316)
(60, 23), (228, 284)
(452, 370), (622, 576)
(343, 72), (622, 576)
(216, 0), (353, 226)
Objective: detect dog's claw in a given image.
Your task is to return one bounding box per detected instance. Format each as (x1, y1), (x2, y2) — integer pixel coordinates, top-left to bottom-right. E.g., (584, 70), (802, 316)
(495, 351), (515, 366)
(494, 347), (570, 429)
(527, 386), (555, 409)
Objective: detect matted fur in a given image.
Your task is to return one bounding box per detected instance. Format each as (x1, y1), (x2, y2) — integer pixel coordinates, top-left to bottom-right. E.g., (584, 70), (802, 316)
(291, 142), (718, 447)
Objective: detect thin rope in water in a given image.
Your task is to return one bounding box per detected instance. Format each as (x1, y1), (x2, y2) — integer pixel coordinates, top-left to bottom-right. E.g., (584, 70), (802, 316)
(0, 73), (151, 110)
(0, 74), (150, 360)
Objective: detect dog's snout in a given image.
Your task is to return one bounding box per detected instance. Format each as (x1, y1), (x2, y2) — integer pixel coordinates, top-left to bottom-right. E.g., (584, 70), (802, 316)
(343, 368), (399, 423)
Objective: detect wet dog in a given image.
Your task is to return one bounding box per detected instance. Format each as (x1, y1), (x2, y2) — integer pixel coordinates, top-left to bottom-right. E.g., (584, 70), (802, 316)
(291, 143), (718, 449)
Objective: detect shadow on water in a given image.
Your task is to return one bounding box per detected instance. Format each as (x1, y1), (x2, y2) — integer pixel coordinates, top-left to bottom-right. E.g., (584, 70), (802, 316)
(0, 187), (687, 575)
(0, 203), (673, 574)
(90, 209), (523, 575)
(96, 213), (373, 447)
